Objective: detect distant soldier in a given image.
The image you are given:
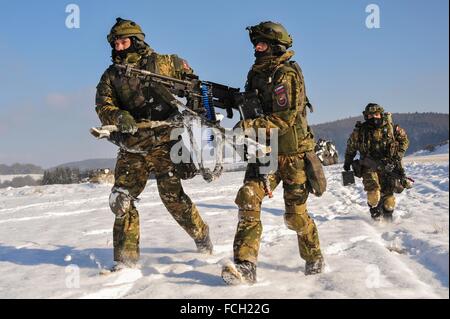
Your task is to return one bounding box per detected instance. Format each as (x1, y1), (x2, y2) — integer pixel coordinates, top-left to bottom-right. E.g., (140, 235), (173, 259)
(221, 21), (325, 285)
(344, 103), (411, 221)
(95, 18), (212, 271)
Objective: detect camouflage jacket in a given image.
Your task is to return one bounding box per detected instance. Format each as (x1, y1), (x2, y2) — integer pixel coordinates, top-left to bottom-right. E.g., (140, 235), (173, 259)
(95, 46), (194, 126)
(243, 51), (315, 155)
(345, 116), (409, 163)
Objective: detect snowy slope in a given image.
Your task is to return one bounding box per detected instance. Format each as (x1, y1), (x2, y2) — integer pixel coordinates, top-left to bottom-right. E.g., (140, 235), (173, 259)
(0, 154), (448, 299)
(413, 142), (449, 157)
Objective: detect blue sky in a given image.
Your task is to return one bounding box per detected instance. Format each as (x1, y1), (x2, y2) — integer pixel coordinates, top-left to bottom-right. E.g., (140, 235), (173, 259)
(0, 0), (448, 167)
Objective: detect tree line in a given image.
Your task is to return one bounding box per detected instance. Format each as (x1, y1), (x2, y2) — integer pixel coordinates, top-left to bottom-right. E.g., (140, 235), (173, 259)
(0, 168), (107, 189)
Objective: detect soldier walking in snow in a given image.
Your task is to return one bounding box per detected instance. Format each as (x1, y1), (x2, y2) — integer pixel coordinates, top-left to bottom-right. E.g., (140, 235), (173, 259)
(95, 18), (213, 271)
(344, 103), (412, 222)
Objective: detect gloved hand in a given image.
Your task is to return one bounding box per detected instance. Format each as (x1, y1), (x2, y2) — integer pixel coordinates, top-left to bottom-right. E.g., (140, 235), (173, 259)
(401, 177), (414, 189)
(117, 111), (138, 134)
(343, 161), (352, 172)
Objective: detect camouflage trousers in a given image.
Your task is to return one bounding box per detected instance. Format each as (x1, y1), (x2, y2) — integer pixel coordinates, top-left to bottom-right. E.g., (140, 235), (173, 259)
(110, 143), (208, 264)
(362, 170), (397, 212)
(233, 153), (322, 265)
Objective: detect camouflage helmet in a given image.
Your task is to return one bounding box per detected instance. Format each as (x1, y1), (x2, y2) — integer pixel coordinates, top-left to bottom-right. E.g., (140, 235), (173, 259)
(363, 103), (385, 120)
(246, 21), (293, 48)
(107, 18), (145, 45)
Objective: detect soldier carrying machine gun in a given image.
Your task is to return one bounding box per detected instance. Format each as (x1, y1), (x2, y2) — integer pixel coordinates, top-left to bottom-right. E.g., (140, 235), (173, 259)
(91, 63), (272, 182)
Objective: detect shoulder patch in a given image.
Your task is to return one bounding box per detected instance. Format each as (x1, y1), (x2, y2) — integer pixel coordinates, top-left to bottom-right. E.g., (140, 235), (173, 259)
(274, 84), (288, 108)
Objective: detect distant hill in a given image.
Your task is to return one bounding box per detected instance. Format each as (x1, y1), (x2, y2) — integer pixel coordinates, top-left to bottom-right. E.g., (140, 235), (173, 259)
(0, 163), (44, 175)
(52, 158), (116, 171)
(311, 112), (449, 159)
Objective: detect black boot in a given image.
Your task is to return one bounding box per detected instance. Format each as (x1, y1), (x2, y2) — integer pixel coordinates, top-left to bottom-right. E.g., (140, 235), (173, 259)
(222, 261), (257, 285)
(305, 256), (324, 275)
(370, 206), (382, 220)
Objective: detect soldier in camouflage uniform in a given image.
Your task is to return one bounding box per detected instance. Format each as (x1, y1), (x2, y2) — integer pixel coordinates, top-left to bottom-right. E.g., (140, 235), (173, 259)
(95, 18), (213, 271)
(344, 103), (410, 221)
(221, 22), (324, 285)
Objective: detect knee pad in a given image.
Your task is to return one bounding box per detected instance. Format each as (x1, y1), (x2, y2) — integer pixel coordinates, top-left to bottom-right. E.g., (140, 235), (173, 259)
(367, 190), (381, 207)
(109, 187), (134, 218)
(383, 195), (396, 211)
(235, 183), (264, 211)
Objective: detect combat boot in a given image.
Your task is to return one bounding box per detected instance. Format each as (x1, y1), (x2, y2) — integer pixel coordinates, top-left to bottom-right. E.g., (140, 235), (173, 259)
(194, 226), (213, 255)
(222, 261), (257, 285)
(305, 256), (324, 275)
(369, 206), (382, 220)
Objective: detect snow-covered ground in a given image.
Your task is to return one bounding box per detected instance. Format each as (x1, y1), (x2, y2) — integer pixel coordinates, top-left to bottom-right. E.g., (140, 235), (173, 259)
(0, 153), (448, 299)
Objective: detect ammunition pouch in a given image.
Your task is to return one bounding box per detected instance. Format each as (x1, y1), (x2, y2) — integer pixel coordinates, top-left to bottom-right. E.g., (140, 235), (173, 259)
(304, 151), (327, 197)
(342, 171), (355, 186)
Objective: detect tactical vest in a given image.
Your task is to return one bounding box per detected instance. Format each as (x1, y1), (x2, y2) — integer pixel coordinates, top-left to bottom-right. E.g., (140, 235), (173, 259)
(112, 52), (177, 121)
(357, 113), (398, 160)
(247, 60), (314, 155)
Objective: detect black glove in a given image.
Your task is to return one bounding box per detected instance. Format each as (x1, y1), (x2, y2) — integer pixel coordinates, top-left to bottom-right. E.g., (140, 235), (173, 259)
(117, 112), (138, 134)
(343, 161), (352, 172)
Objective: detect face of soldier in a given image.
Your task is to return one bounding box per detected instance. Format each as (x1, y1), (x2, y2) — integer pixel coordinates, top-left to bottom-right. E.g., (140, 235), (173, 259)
(367, 113), (382, 119)
(255, 42), (269, 53)
(254, 42), (273, 58)
(115, 38), (132, 51)
(367, 112), (383, 127)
